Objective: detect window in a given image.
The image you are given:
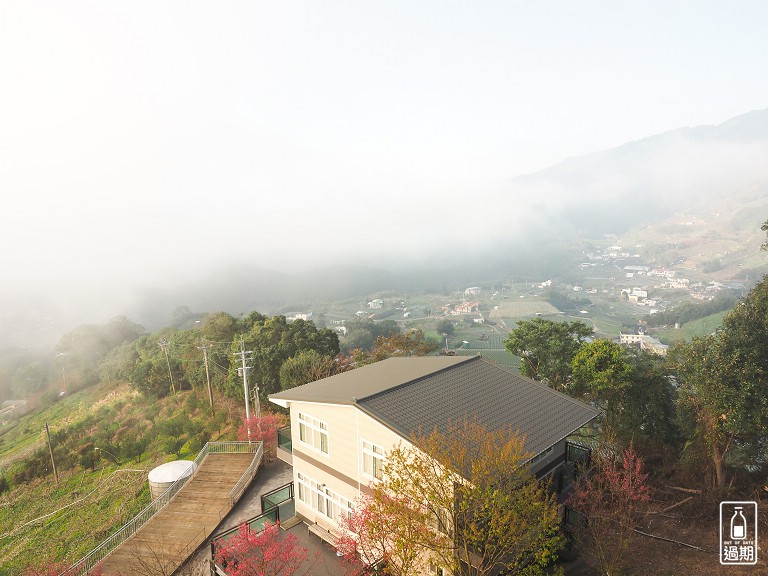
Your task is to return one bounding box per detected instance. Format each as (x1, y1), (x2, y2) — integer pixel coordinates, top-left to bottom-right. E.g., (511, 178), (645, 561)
(529, 445), (554, 466)
(296, 472), (353, 524)
(428, 505), (452, 536)
(362, 440), (385, 481)
(298, 412), (329, 455)
(429, 562), (445, 576)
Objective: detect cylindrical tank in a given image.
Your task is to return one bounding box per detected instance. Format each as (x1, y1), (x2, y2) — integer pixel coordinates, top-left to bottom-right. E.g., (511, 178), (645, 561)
(148, 460), (197, 500)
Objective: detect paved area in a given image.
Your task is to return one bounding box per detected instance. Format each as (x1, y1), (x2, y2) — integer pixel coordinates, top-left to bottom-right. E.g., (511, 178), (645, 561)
(99, 452), (257, 576)
(179, 459), (346, 576)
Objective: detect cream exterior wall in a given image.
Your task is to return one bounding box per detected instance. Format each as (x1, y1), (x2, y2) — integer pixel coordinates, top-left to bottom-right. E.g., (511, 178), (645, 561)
(283, 399), (411, 528)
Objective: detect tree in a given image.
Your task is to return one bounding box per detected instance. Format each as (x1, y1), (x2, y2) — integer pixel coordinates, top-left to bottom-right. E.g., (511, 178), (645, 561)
(616, 349), (678, 455)
(573, 341), (679, 457)
(338, 493), (430, 576)
(279, 350), (340, 390)
(213, 522), (309, 576)
(229, 316), (340, 399)
(237, 412), (288, 460)
(571, 339), (631, 431)
(670, 274), (768, 488)
(435, 319), (455, 337)
(762, 217), (768, 251)
(504, 318), (593, 391)
(568, 445), (650, 576)
(346, 418), (563, 576)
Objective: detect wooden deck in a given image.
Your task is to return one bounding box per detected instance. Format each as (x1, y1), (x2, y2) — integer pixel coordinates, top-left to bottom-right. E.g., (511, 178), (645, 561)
(100, 453), (257, 575)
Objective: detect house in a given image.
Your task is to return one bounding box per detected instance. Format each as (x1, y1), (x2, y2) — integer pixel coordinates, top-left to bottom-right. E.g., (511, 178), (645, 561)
(268, 356), (600, 556)
(454, 301), (480, 314)
(286, 312), (312, 322)
(619, 332), (669, 356)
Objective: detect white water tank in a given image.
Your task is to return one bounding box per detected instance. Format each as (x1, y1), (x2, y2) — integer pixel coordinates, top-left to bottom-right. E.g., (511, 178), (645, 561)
(148, 460), (197, 500)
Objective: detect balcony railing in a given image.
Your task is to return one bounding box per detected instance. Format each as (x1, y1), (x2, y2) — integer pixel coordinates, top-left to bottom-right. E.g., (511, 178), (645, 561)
(211, 481), (295, 574)
(277, 426), (292, 451)
(276, 425), (293, 465)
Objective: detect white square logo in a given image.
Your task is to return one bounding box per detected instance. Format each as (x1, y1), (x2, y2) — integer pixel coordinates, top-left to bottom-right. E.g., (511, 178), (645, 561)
(720, 501), (758, 565)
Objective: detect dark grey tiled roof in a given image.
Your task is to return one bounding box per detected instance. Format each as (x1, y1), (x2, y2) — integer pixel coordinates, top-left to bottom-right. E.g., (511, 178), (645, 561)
(356, 356), (600, 455)
(269, 356), (472, 406)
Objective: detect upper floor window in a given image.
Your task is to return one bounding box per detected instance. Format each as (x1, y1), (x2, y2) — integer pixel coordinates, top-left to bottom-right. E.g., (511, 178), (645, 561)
(362, 440), (385, 481)
(298, 412), (329, 455)
(296, 471), (353, 524)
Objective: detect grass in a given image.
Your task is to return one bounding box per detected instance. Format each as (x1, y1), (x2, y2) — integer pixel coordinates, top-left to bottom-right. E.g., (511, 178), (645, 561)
(488, 299), (561, 319)
(0, 382), (241, 574)
(655, 311), (727, 345)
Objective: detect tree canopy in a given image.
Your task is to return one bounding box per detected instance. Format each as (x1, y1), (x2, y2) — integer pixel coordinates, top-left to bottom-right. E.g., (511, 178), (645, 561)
(343, 418), (562, 576)
(504, 317), (593, 391)
(670, 273), (768, 487)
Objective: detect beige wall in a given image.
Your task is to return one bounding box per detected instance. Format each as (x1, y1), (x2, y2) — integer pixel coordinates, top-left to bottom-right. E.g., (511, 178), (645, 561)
(285, 399), (409, 527)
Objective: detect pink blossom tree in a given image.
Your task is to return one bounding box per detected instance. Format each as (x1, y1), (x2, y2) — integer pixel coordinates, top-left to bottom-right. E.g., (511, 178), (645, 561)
(568, 444), (651, 576)
(213, 522), (308, 576)
(237, 412), (287, 460)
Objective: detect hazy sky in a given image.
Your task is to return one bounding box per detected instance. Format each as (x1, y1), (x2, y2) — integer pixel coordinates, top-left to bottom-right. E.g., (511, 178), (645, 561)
(2, 1), (768, 321)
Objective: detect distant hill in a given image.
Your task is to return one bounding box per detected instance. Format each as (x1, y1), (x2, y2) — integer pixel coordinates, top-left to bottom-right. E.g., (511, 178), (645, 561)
(100, 108), (768, 330)
(7, 109), (768, 346)
(503, 107), (768, 239)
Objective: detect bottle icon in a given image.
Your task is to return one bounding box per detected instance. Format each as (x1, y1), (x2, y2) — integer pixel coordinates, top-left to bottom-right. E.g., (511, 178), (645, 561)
(731, 507), (747, 540)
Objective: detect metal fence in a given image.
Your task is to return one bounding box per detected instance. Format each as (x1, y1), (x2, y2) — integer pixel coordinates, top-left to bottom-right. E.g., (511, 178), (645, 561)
(63, 441), (262, 576)
(260, 481), (294, 511)
(211, 481), (295, 566)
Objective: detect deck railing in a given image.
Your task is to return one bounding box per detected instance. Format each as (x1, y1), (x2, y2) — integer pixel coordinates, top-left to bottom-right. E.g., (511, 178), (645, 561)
(64, 441), (262, 576)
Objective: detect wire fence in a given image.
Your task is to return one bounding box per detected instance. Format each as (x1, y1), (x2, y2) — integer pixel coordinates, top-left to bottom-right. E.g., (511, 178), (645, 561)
(63, 441), (262, 576)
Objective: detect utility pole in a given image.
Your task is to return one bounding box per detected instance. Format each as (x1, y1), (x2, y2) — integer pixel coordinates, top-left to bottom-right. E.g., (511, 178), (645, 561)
(45, 423), (58, 484)
(197, 341), (215, 414)
(158, 338), (176, 394)
(233, 338), (255, 422)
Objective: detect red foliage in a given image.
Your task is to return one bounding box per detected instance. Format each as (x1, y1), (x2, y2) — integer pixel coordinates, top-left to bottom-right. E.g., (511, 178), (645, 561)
(568, 444), (651, 575)
(213, 521), (308, 576)
(570, 444), (650, 513)
(237, 413), (287, 458)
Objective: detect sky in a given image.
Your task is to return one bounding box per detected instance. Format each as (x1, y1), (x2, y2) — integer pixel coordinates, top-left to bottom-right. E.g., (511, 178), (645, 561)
(1, 1), (768, 326)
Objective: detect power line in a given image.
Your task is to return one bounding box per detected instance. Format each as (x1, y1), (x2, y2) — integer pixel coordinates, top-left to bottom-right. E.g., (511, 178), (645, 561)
(158, 338), (176, 394)
(197, 341), (215, 415)
(232, 339), (258, 425)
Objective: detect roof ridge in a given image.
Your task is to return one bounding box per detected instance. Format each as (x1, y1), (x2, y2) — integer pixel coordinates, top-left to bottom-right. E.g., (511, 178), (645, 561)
(357, 355), (478, 403)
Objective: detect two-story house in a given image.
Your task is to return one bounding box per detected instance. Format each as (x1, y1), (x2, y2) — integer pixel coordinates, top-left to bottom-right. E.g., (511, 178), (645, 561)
(268, 355), (600, 552)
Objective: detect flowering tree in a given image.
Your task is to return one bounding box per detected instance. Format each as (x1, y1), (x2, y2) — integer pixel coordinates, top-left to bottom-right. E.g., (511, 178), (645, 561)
(568, 445), (651, 576)
(237, 412), (288, 460)
(337, 492), (433, 576)
(341, 418), (563, 576)
(213, 522), (308, 576)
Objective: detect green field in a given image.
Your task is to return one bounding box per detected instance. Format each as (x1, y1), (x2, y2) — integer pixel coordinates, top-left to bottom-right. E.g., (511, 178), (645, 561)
(488, 300), (561, 319)
(655, 311), (727, 345)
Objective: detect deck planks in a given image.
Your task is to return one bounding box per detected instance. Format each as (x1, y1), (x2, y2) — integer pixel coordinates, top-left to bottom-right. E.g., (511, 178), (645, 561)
(99, 452), (257, 575)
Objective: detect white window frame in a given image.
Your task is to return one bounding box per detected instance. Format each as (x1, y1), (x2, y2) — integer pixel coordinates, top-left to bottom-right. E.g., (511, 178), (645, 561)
(429, 562), (446, 576)
(362, 440), (386, 481)
(296, 471), (353, 524)
(297, 412), (329, 455)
